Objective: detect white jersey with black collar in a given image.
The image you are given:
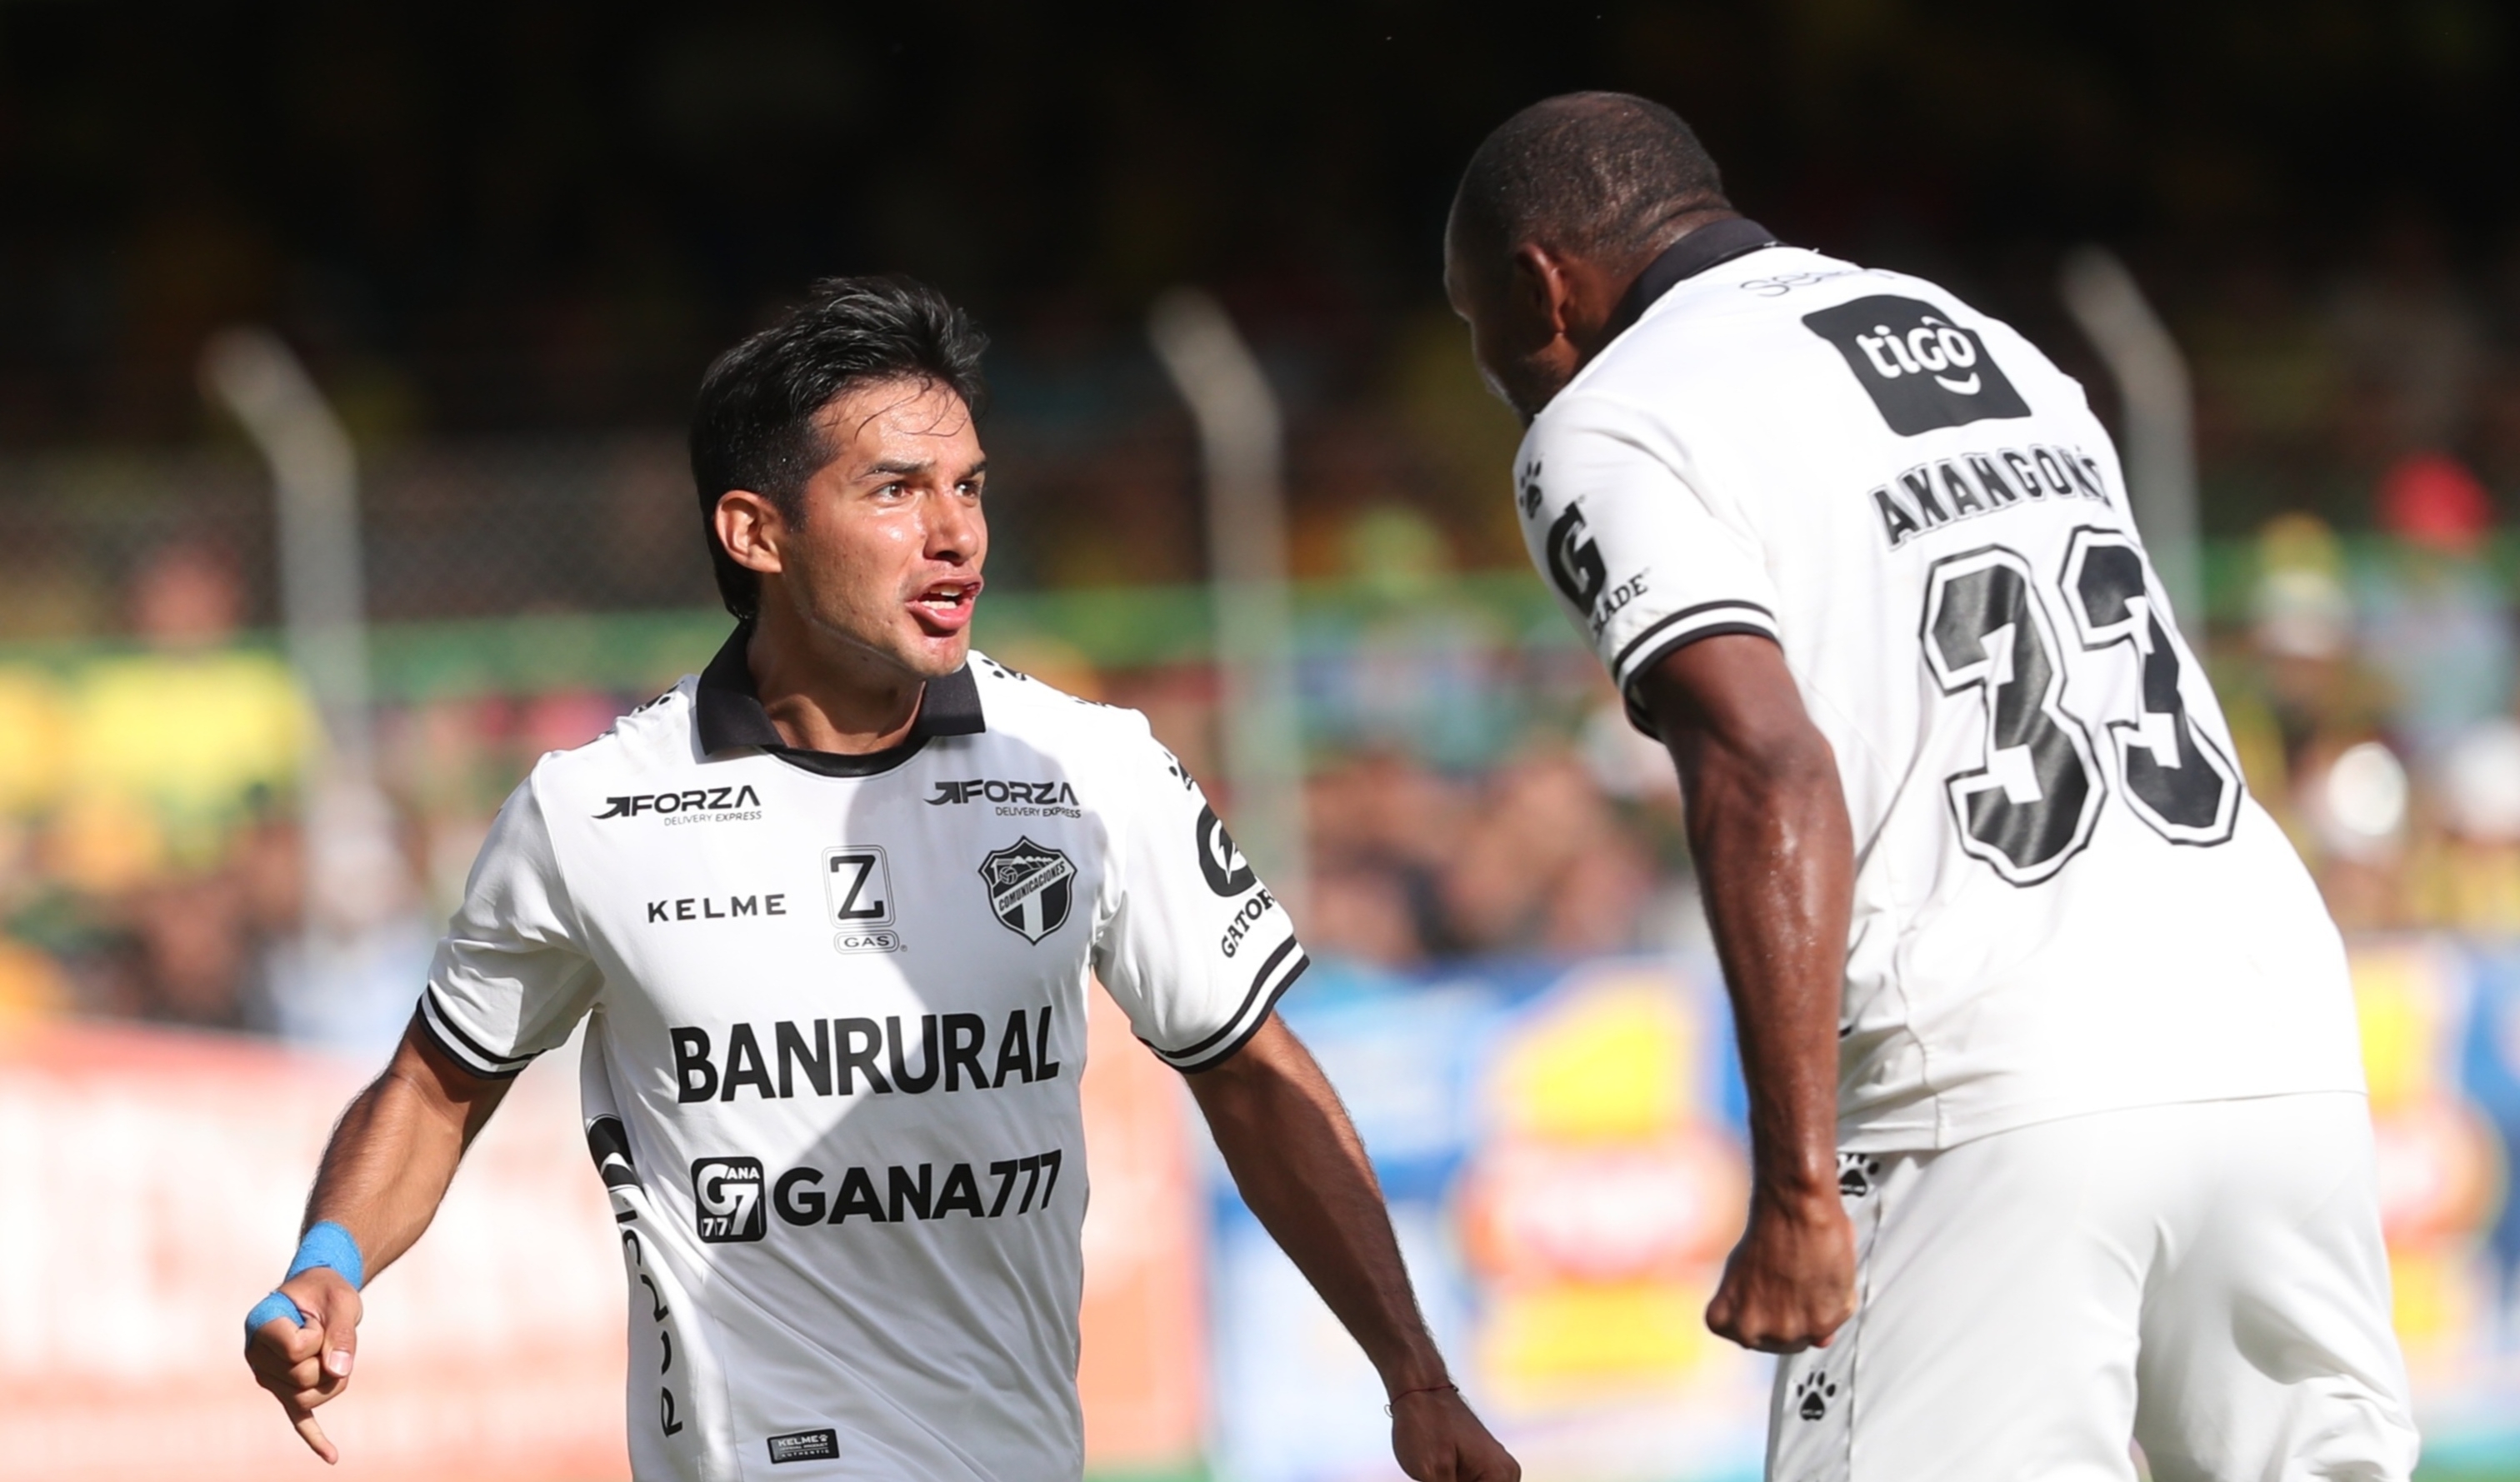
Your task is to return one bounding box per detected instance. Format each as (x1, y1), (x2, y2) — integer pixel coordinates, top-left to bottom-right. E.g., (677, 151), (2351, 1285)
(418, 635), (1306, 1480)
(1513, 223), (2364, 1152)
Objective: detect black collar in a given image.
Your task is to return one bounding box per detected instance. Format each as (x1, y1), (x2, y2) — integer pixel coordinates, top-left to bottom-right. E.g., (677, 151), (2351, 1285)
(695, 625), (985, 778)
(1601, 217), (1782, 342)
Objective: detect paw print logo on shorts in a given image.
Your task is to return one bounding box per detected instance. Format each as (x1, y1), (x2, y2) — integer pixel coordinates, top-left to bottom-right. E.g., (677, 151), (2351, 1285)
(1794, 1372), (1840, 1422)
(1836, 1154), (1883, 1200)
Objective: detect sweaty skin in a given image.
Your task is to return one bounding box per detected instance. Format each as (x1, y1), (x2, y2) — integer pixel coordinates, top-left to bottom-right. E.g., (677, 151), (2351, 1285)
(248, 375), (1518, 1479)
(1445, 212), (1859, 1352)
(1635, 639), (1857, 1352)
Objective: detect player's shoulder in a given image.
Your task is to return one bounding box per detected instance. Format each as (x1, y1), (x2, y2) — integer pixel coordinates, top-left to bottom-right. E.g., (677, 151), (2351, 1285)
(1531, 245), (1863, 436)
(965, 651), (1163, 758)
(1589, 247), (2022, 381)
(1549, 246), (2073, 441)
(960, 652), (1192, 816)
(524, 675), (703, 793)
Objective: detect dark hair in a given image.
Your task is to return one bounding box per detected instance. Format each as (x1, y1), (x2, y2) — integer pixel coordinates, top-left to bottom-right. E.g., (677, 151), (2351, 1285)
(688, 273), (988, 619)
(1451, 92), (1729, 264)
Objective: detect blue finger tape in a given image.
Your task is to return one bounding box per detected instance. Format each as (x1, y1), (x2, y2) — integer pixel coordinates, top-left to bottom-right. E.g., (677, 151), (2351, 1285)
(245, 1290), (305, 1333)
(245, 1220), (368, 1340)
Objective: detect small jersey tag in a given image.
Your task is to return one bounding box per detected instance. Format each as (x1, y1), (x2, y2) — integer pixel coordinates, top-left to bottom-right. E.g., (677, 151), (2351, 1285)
(767, 1428), (839, 1465)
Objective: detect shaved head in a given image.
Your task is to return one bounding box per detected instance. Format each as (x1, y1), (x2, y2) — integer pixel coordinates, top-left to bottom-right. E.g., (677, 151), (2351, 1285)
(1448, 92), (1729, 270)
(1443, 92), (1738, 422)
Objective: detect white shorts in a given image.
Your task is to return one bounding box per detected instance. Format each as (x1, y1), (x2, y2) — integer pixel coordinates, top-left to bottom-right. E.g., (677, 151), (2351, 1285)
(1769, 1093), (2418, 1482)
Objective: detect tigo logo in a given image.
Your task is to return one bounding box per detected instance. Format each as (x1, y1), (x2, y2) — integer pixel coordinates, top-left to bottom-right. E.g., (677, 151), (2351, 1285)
(1802, 295), (2030, 436)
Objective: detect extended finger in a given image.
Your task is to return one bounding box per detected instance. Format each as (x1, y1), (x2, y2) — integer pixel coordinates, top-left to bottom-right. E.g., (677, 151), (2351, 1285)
(282, 1397), (338, 1465)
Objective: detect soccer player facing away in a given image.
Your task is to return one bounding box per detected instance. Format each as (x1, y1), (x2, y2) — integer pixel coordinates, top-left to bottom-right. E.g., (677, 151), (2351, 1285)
(244, 277), (1519, 1482)
(1448, 95), (2417, 1480)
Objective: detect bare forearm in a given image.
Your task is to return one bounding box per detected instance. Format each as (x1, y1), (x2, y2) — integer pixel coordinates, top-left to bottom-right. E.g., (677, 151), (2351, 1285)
(302, 1026), (509, 1275)
(1678, 739), (1850, 1205)
(1636, 636), (1857, 1353)
(1191, 1017), (1448, 1391)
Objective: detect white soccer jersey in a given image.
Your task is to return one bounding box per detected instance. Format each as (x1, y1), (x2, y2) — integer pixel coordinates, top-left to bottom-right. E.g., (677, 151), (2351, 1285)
(1515, 220), (2365, 1151)
(419, 632), (1307, 1481)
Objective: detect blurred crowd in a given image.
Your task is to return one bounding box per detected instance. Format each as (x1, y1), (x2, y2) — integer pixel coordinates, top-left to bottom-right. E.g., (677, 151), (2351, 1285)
(2220, 455), (2520, 931)
(11, 506), (2520, 1043)
(12, 207), (2520, 1038)
(0, 538), (640, 1045)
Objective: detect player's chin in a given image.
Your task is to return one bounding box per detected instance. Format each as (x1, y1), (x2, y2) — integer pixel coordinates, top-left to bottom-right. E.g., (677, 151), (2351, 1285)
(892, 626), (972, 677)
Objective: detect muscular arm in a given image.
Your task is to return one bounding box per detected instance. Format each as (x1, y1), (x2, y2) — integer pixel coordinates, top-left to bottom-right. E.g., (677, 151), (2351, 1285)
(244, 1015), (514, 1462)
(1188, 1015), (1518, 1482)
(1633, 633), (1857, 1353)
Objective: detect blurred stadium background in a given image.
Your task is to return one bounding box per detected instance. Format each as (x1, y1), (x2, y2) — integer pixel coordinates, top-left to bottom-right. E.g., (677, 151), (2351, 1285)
(2, 3), (2520, 1479)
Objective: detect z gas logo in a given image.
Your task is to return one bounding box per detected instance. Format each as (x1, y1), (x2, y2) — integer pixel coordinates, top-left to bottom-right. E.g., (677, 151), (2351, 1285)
(1802, 295), (2031, 436)
(1544, 504), (1608, 611)
(595, 785), (762, 822)
(822, 846), (903, 955)
(1195, 805), (1257, 896)
(690, 1157), (766, 1243)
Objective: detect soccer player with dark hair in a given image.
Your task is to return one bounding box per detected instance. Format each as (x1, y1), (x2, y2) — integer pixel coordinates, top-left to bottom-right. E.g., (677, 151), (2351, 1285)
(1448, 92), (2416, 1480)
(245, 274), (1519, 1482)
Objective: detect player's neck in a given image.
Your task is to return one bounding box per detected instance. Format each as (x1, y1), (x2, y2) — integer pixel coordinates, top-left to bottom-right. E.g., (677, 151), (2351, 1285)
(742, 606), (928, 756)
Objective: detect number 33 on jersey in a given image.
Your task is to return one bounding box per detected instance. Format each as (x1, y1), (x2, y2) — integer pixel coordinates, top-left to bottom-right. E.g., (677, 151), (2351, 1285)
(1922, 528), (2242, 886)
(1516, 241), (2366, 1153)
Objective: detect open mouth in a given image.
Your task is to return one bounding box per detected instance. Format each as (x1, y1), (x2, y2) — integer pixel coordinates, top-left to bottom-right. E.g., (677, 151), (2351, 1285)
(911, 578), (981, 632)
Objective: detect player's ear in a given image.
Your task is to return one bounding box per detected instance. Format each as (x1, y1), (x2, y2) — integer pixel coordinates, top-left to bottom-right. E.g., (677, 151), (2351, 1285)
(715, 490), (787, 577)
(1508, 242), (1573, 337)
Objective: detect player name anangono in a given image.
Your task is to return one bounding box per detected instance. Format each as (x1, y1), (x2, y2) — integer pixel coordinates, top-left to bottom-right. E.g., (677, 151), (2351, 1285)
(1869, 440), (2111, 551)
(672, 1006), (1062, 1102)
(593, 784), (765, 821)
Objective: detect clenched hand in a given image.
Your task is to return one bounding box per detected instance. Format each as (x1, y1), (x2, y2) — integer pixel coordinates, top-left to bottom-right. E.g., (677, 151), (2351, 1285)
(243, 1266), (363, 1464)
(1392, 1385), (1521, 1481)
(1705, 1190), (1856, 1354)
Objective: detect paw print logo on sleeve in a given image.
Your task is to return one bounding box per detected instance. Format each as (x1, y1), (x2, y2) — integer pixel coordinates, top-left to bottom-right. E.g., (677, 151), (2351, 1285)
(1836, 1153), (1884, 1200)
(1795, 1371), (1842, 1422)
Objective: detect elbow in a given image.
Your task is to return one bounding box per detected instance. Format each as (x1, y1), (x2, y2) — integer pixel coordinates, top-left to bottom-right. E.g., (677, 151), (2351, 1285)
(1678, 725), (1848, 851)
(1683, 721), (1839, 806)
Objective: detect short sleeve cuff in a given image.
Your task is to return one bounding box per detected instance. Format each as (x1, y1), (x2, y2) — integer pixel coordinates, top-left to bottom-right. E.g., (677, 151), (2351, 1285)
(417, 984), (538, 1080)
(1142, 938), (1312, 1075)
(1609, 600), (1781, 691)
(1612, 601), (1783, 736)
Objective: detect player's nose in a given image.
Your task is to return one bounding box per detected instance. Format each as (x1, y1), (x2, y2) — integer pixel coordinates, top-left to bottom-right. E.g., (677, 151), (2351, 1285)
(925, 489), (985, 567)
